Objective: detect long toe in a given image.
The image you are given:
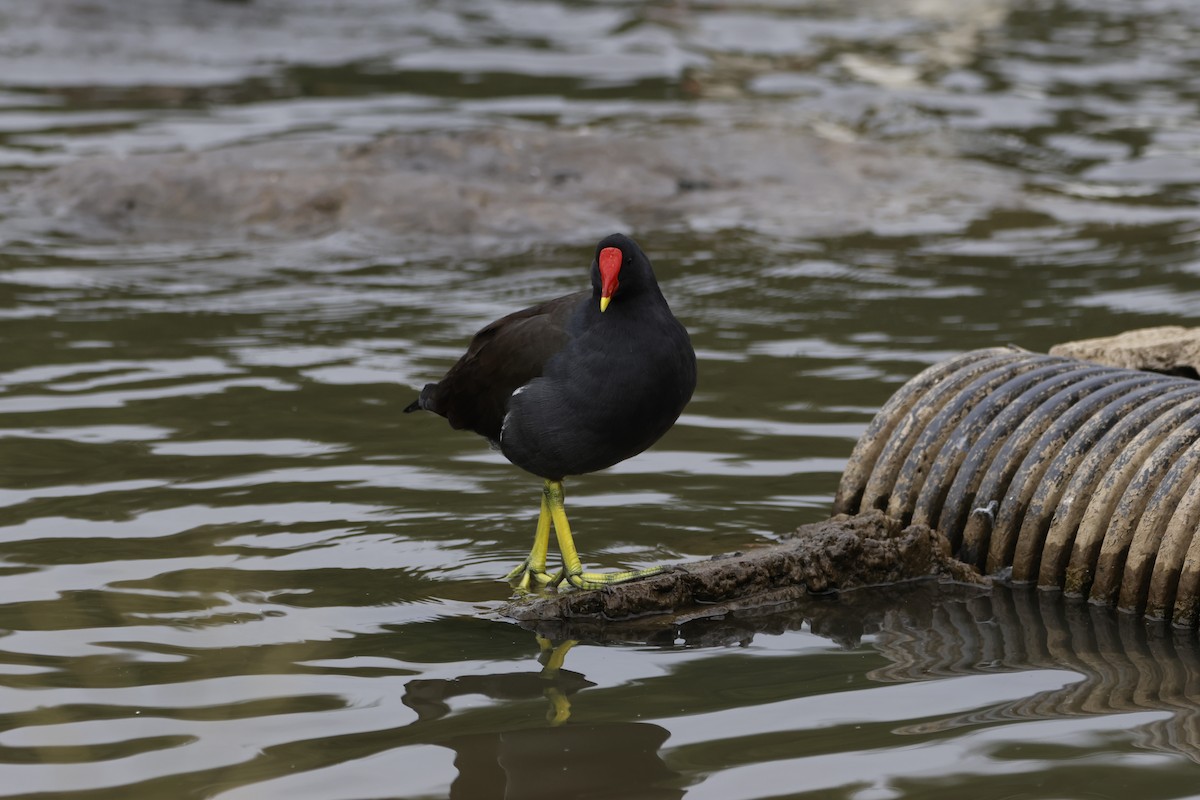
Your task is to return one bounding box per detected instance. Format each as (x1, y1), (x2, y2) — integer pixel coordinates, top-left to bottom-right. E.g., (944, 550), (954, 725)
(564, 565), (665, 590)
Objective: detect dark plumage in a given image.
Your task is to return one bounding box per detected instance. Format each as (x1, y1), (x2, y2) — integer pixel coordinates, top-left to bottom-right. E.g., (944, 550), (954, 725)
(404, 292), (580, 448)
(406, 233), (696, 589)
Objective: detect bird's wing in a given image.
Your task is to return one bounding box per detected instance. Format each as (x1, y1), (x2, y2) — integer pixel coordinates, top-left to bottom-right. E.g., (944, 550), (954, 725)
(423, 291), (585, 441)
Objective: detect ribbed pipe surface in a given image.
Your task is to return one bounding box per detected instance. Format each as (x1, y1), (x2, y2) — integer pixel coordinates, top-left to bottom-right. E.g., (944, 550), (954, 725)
(834, 347), (1200, 625)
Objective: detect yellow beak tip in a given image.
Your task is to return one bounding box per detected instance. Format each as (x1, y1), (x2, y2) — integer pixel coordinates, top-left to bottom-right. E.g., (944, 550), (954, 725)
(599, 296), (611, 312)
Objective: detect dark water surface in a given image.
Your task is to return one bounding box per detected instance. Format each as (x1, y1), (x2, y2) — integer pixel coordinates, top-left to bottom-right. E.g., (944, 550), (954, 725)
(2, 1), (1200, 798)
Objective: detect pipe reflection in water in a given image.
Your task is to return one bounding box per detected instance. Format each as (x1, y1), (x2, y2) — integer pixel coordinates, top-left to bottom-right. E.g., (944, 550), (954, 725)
(866, 586), (1200, 763)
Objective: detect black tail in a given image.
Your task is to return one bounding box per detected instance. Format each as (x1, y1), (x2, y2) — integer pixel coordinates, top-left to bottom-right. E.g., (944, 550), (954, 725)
(404, 383), (436, 413)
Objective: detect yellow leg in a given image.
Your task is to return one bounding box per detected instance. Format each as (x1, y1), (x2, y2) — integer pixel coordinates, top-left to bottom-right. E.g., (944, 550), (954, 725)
(543, 480), (664, 590)
(536, 635), (579, 671)
(505, 490), (554, 590)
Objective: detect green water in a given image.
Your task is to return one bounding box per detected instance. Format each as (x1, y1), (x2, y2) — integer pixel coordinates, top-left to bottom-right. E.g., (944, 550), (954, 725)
(2, 1), (1200, 797)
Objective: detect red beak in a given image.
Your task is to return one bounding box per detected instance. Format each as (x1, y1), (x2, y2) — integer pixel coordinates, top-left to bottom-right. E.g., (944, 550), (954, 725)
(598, 246), (621, 312)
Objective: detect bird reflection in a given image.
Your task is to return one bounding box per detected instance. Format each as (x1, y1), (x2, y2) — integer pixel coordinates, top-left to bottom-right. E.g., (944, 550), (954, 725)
(535, 636), (578, 725)
(400, 636), (682, 800)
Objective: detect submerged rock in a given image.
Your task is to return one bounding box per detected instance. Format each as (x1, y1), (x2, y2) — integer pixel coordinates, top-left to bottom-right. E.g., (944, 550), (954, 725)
(16, 126), (1021, 247)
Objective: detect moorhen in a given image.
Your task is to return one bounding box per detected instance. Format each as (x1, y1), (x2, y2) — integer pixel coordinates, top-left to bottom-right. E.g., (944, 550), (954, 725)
(405, 234), (697, 590)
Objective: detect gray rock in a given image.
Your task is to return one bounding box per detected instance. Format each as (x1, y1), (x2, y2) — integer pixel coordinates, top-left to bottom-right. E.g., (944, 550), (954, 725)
(15, 126), (1023, 248)
(1050, 326), (1200, 378)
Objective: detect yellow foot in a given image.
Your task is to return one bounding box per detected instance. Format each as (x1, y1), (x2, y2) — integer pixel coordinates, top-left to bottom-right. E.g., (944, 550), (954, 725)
(505, 561), (555, 592)
(549, 565), (666, 590)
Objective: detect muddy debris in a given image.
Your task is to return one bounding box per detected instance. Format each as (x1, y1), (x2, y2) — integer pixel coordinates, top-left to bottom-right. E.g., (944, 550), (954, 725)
(15, 126), (1021, 247)
(499, 510), (985, 630)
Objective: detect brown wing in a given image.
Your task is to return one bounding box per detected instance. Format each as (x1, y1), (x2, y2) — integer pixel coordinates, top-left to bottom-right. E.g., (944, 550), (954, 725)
(416, 291), (585, 442)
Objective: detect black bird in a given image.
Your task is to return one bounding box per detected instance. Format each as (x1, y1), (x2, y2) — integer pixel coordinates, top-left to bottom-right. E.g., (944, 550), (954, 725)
(405, 234), (697, 590)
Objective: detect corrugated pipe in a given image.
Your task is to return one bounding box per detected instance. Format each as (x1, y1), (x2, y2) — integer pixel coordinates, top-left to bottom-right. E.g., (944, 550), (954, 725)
(834, 347), (1200, 625)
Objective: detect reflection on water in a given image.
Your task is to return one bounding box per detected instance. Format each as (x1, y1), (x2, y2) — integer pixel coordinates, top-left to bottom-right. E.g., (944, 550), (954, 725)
(402, 643), (682, 800)
(2, 0), (1200, 797)
(505, 585), (1200, 798)
(870, 588), (1200, 766)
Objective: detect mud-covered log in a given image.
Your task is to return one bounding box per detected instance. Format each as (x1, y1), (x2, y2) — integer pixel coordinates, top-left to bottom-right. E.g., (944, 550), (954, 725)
(499, 511), (984, 627)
